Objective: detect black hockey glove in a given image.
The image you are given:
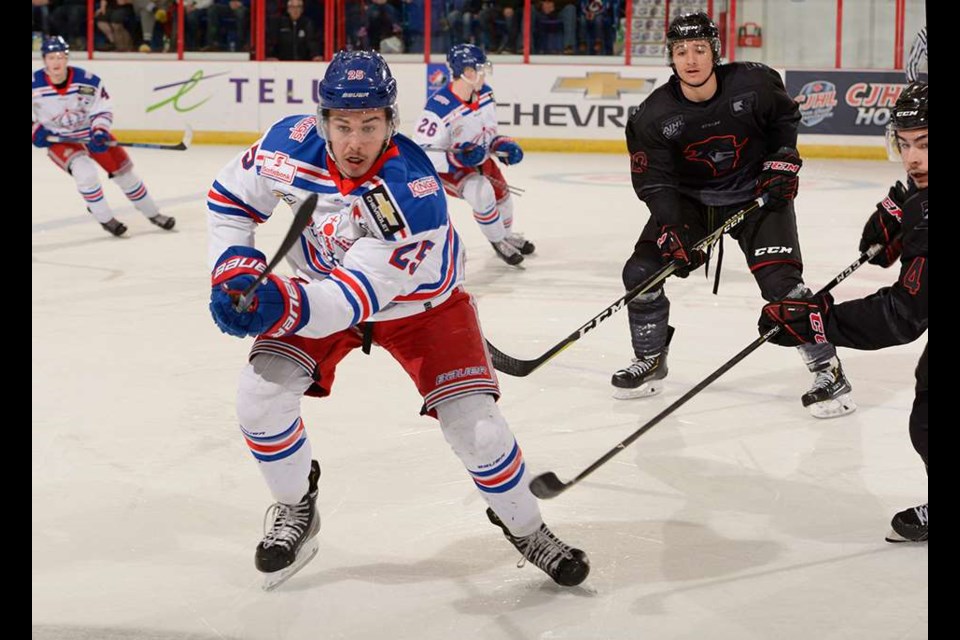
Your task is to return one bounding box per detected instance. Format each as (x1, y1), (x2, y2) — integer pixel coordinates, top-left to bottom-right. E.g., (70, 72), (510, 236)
(859, 181), (906, 267)
(657, 224), (705, 278)
(756, 147), (802, 207)
(758, 292), (834, 347)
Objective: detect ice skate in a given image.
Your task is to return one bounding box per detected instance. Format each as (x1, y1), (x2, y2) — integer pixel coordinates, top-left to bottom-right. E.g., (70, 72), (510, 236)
(611, 352), (667, 400)
(802, 357), (856, 418)
(149, 213), (176, 230)
(505, 232), (535, 255)
(256, 459), (321, 591)
(486, 508), (590, 587)
(885, 503), (928, 543)
(491, 239), (524, 266)
(101, 218), (128, 237)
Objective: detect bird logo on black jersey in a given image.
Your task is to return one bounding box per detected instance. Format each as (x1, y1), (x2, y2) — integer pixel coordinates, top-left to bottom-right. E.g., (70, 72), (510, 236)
(683, 135), (748, 176)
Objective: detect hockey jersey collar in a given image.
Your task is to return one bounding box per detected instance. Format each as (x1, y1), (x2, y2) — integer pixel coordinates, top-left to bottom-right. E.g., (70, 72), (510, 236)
(45, 67), (74, 95)
(325, 140), (400, 195)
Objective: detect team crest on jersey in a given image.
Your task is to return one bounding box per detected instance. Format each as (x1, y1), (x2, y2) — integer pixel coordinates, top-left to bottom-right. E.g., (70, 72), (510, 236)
(361, 185), (407, 236)
(289, 116), (316, 142)
(408, 176), (440, 198)
(683, 135), (747, 176)
(78, 85), (95, 96)
(260, 151), (297, 184)
(630, 151), (648, 174)
(661, 115), (684, 139)
(730, 92), (757, 116)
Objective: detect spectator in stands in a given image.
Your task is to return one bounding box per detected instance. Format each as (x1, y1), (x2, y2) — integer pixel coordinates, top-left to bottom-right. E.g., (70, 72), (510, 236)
(534, 0), (576, 54)
(207, 0), (249, 51)
(366, 0), (402, 52)
(447, 0), (481, 46)
(578, 0), (616, 55)
(482, 0), (521, 54)
(184, 0), (214, 49)
(96, 0), (136, 52)
(266, 0), (321, 60)
(132, 1), (173, 52)
(50, 0), (89, 51)
(33, 0), (52, 37)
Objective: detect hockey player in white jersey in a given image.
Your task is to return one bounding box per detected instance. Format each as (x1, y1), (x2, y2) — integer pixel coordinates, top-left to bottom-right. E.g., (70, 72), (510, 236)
(206, 50), (589, 590)
(31, 36), (174, 237)
(414, 44), (533, 266)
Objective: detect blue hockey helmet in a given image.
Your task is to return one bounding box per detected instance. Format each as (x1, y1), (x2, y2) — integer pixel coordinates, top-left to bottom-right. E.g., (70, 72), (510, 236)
(666, 12), (721, 66)
(318, 50), (397, 112)
(41, 35), (70, 57)
(447, 44), (491, 79)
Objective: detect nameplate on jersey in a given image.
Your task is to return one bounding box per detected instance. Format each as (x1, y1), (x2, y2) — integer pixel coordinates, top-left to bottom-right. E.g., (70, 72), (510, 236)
(362, 185), (406, 236)
(259, 151), (297, 184)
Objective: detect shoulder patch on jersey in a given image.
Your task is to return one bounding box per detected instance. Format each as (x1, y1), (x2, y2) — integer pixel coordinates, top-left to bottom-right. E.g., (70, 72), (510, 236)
(288, 116), (316, 142)
(362, 185), (407, 236)
(408, 176), (441, 198)
(259, 150), (297, 184)
(661, 114), (684, 139)
(78, 85), (96, 96)
(730, 92), (757, 116)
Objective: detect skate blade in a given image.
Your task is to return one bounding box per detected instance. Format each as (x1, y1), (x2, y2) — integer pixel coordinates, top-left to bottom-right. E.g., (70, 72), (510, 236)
(884, 529), (928, 544)
(261, 538), (320, 591)
(808, 394), (857, 419)
(612, 381), (663, 400)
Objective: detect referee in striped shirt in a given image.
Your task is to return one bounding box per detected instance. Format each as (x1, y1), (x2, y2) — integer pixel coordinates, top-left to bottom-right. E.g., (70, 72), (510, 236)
(906, 25), (927, 83)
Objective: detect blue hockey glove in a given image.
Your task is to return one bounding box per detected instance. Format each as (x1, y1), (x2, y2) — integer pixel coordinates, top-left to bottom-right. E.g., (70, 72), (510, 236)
(447, 142), (486, 168)
(211, 246), (268, 288)
(209, 273), (310, 339)
(490, 136), (524, 165)
(88, 128), (112, 154)
(33, 125), (52, 148)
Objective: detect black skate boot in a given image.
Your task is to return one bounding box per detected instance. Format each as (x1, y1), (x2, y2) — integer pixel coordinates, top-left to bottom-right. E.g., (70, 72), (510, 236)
(149, 213), (176, 230)
(486, 508), (590, 587)
(611, 351), (668, 400)
(885, 503), (928, 543)
(255, 459), (321, 590)
(101, 218), (128, 237)
(505, 232), (536, 255)
(802, 357), (856, 418)
(491, 239), (524, 266)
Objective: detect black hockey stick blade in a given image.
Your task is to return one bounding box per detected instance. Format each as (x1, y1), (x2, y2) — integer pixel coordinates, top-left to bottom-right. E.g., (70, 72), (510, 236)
(46, 125), (193, 150)
(235, 193), (317, 311)
(529, 242), (883, 500)
(487, 195), (767, 377)
(528, 472), (569, 499)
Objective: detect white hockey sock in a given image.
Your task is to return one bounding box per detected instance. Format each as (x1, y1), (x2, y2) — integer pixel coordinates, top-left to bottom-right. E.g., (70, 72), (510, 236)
(436, 394), (541, 537)
(461, 174), (506, 242)
(112, 170), (161, 218)
(498, 194), (515, 231)
(237, 354), (315, 504)
(70, 155), (113, 223)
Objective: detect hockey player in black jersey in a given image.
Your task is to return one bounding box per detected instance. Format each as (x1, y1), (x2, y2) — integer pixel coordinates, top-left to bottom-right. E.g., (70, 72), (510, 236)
(613, 11), (854, 419)
(759, 82), (928, 542)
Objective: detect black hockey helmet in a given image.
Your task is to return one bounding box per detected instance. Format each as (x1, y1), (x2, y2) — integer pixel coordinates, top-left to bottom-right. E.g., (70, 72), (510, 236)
(891, 82), (928, 131)
(666, 12), (721, 65)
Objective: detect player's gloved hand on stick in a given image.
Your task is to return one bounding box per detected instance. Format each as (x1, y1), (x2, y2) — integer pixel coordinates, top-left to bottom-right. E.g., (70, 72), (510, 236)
(490, 136), (524, 165)
(657, 224), (705, 278)
(859, 181), (906, 267)
(88, 128), (112, 154)
(447, 141), (486, 168)
(209, 272), (310, 339)
(211, 246), (268, 288)
(756, 146), (802, 207)
(33, 125), (52, 148)
(758, 292), (834, 346)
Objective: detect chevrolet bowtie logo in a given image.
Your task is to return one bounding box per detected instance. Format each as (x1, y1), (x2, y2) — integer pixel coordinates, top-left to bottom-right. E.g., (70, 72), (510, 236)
(552, 72), (655, 99)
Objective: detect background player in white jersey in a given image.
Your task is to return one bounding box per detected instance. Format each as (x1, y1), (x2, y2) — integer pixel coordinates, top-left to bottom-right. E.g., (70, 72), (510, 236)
(206, 50), (589, 590)
(414, 44), (533, 266)
(31, 36), (174, 237)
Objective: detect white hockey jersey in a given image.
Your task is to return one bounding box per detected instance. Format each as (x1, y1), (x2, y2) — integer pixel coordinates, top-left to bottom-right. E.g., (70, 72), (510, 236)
(207, 115), (466, 339)
(32, 67), (113, 140)
(414, 83), (499, 174)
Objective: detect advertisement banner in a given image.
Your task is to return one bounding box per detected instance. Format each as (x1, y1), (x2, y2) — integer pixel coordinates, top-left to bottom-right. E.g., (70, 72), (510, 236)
(786, 70), (911, 136)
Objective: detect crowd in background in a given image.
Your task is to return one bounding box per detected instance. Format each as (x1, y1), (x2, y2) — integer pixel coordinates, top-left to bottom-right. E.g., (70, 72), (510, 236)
(31, 0), (627, 58)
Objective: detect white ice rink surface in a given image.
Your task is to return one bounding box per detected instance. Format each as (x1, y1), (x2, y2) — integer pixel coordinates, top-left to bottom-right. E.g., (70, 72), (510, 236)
(32, 146), (927, 640)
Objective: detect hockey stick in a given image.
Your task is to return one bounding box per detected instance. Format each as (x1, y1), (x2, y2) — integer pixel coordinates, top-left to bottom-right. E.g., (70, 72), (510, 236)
(487, 195), (768, 377)
(46, 125), (193, 151)
(234, 193), (318, 312)
(529, 241), (886, 500)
